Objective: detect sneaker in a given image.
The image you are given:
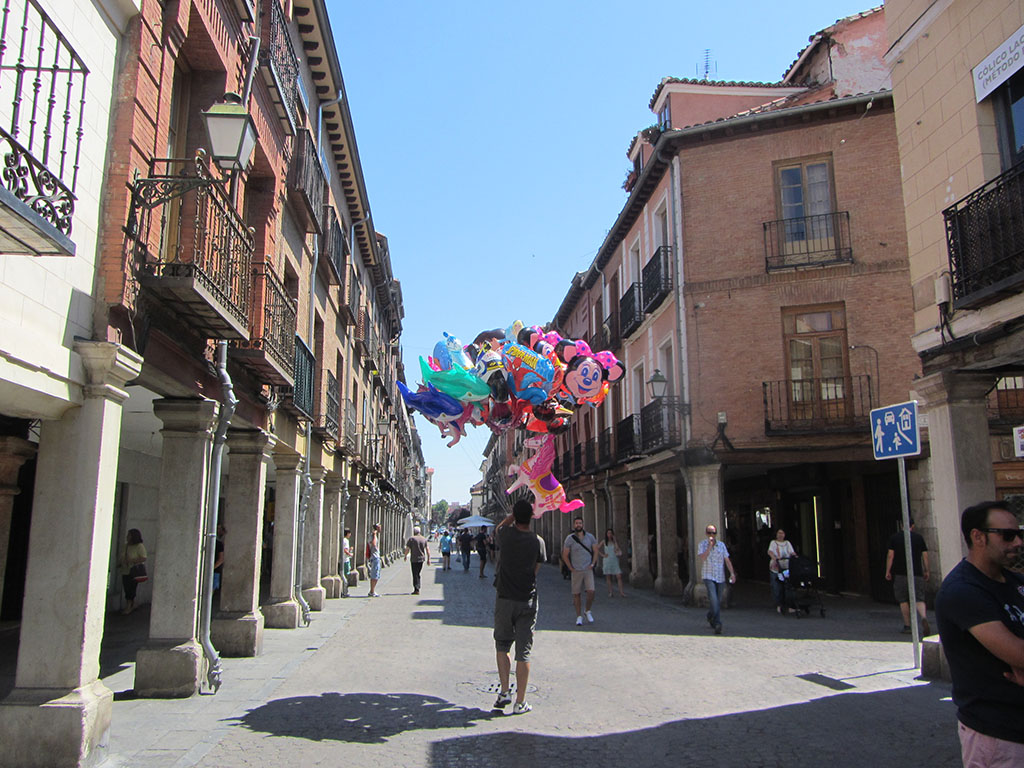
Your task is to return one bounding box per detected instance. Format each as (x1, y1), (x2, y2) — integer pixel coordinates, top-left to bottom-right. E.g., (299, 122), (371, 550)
(493, 691), (512, 709)
(586, 610), (594, 623)
(714, 623), (722, 635)
(901, 625), (911, 634)
(371, 592), (381, 598)
(922, 618), (931, 636)
(575, 616), (583, 626)
(412, 590), (419, 595)
(513, 701), (532, 714)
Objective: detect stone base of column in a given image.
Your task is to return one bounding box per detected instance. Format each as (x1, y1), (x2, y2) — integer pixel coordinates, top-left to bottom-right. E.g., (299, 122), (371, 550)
(301, 585), (326, 611)
(629, 571), (653, 589)
(134, 640), (204, 698)
(0, 680), (112, 768)
(347, 571), (359, 586)
(211, 611), (264, 657)
(321, 576), (342, 598)
(655, 575), (684, 595)
(262, 598), (300, 628)
(357, 566), (367, 580)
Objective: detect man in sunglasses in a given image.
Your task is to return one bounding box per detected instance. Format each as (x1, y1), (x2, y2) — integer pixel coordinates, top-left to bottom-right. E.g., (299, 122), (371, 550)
(936, 501), (1024, 765)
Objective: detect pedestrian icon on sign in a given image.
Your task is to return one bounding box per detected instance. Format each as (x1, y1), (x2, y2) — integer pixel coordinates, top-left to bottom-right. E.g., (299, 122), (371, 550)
(870, 401), (921, 460)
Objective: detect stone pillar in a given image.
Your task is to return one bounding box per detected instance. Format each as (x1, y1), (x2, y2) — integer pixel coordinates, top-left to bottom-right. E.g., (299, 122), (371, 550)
(212, 429), (274, 657)
(263, 452), (302, 628)
(300, 467), (326, 611)
(353, 489), (368, 578)
(594, 486), (609, 540)
(917, 372), (998, 579)
(321, 475), (343, 598)
(685, 463), (723, 605)
(628, 480), (652, 588)
(0, 342), (140, 768)
(610, 485), (629, 570)
(0, 436), (35, 609)
(653, 473), (683, 595)
(581, 489), (596, 537)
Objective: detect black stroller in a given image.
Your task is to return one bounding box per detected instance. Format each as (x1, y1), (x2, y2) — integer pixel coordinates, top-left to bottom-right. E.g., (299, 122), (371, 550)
(783, 555), (826, 617)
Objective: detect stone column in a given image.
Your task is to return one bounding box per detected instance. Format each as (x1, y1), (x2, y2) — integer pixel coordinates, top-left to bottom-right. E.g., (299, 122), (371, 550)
(581, 489), (596, 537)
(353, 489), (368, 578)
(627, 480), (652, 588)
(685, 463), (723, 605)
(300, 467), (326, 611)
(917, 372), (998, 579)
(0, 436), (35, 609)
(610, 484), (630, 570)
(263, 452), (302, 628)
(212, 429), (274, 657)
(321, 475), (343, 598)
(0, 342), (140, 768)
(653, 473), (684, 595)
(594, 486), (609, 540)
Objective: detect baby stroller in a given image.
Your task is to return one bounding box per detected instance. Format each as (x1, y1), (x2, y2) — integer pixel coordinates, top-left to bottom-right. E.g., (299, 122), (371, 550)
(783, 555), (826, 618)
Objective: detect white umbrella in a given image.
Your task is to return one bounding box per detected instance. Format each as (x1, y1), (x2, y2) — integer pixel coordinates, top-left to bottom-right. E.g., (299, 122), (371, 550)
(457, 515), (497, 528)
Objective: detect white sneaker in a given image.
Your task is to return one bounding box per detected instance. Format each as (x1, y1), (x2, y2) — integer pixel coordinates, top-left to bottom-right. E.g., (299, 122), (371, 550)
(575, 616), (583, 626)
(513, 701), (532, 714)
(586, 610), (594, 623)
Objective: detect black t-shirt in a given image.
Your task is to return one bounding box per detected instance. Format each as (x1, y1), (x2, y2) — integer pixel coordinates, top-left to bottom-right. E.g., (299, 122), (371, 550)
(494, 525), (546, 602)
(458, 531), (473, 551)
(887, 530), (927, 576)
(935, 559), (1024, 743)
(475, 532), (489, 554)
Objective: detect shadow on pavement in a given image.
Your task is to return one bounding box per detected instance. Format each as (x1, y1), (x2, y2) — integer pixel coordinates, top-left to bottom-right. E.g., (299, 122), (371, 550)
(231, 692), (496, 743)
(430, 683), (960, 768)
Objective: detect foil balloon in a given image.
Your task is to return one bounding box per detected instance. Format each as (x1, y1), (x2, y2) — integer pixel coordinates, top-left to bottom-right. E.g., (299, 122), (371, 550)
(502, 341), (556, 405)
(506, 433), (584, 517)
(419, 357), (491, 402)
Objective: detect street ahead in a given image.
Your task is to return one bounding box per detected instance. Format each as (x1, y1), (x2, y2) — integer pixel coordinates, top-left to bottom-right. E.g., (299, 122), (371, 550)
(103, 556), (960, 767)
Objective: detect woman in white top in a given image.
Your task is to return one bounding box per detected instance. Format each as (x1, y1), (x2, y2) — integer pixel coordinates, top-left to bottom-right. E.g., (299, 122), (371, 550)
(768, 528), (796, 614)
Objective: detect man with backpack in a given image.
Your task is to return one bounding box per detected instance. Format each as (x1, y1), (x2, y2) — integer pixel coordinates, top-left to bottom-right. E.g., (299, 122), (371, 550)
(562, 515), (598, 626)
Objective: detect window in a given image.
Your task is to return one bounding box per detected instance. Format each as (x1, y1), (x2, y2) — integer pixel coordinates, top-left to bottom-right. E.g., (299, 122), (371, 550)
(656, 207), (669, 249)
(782, 305), (849, 419)
(658, 101), (671, 131)
(994, 68), (1024, 168)
(776, 157), (835, 243)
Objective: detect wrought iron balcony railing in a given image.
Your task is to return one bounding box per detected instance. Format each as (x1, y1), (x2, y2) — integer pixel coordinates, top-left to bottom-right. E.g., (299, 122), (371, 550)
(233, 263), (296, 386)
(318, 369), (339, 439)
(341, 264), (360, 325)
(642, 245), (673, 313)
(288, 129), (325, 234)
(598, 427), (613, 468)
(0, 0), (87, 256)
(342, 400), (358, 455)
(321, 206), (345, 285)
(615, 414), (642, 462)
(584, 439), (596, 473)
(288, 336), (316, 418)
(561, 449), (572, 480)
(944, 160), (1024, 309)
(258, 0), (299, 134)
(641, 397), (682, 453)
(572, 444), (582, 476)
(763, 211), (852, 271)
(762, 374), (872, 434)
(619, 282), (643, 338)
(355, 308), (371, 357)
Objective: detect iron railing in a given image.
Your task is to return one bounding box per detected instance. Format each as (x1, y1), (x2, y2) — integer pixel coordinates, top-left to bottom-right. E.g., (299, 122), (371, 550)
(290, 336), (315, 418)
(572, 444), (582, 476)
(322, 206), (345, 283)
(343, 400), (358, 454)
(641, 397), (682, 453)
(944, 160), (1024, 309)
(561, 449), (572, 479)
(342, 264), (360, 325)
(615, 414), (642, 462)
(762, 374), (872, 433)
(620, 282), (643, 338)
(0, 0), (88, 236)
(584, 438), (596, 473)
(355, 308), (370, 357)
(258, 0), (299, 133)
(236, 263), (296, 380)
(642, 245), (673, 313)
(598, 427), (613, 468)
(288, 129), (325, 233)
(763, 211), (852, 270)
(322, 369), (339, 439)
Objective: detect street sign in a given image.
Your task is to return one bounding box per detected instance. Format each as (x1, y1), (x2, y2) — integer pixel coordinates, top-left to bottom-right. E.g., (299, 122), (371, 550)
(1015, 424), (1024, 458)
(870, 400), (921, 460)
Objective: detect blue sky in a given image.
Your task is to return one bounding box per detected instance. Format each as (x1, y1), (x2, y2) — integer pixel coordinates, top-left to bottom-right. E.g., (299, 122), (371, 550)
(329, 0), (878, 505)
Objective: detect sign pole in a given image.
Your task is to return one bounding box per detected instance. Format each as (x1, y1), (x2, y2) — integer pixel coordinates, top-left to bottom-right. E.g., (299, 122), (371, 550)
(897, 456), (920, 668)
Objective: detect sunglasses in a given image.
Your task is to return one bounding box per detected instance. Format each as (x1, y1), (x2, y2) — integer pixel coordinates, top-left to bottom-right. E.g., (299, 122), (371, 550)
(980, 528), (1024, 542)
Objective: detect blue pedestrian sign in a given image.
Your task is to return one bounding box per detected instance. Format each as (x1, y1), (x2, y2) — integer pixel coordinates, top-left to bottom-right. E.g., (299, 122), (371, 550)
(870, 400), (921, 460)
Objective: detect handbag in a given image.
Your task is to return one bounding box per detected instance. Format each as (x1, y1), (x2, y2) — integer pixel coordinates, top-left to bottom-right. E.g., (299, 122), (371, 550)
(130, 562), (148, 583)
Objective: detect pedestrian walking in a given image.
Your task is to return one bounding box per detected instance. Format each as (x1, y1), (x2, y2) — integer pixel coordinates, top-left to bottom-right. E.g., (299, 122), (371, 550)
(476, 528), (491, 578)
(936, 500), (1024, 764)
(562, 515), (598, 625)
(367, 523), (382, 597)
(459, 528), (473, 573)
(492, 499), (546, 715)
(439, 529), (453, 570)
(885, 518), (931, 635)
(768, 528), (796, 614)
(597, 528), (626, 598)
(698, 523), (736, 635)
(341, 528), (352, 597)
(405, 527), (431, 595)
(118, 528), (147, 615)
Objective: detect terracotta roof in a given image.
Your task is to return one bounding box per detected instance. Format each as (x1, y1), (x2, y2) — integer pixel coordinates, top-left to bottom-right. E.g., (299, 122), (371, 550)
(782, 5), (883, 82)
(648, 77), (797, 110)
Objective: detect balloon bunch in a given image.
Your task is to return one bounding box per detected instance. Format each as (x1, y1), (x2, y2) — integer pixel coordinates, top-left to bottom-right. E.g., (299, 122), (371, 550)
(397, 322), (625, 517)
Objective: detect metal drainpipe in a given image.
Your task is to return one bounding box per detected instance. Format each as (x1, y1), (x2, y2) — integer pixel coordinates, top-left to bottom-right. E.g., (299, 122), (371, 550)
(199, 340), (237, 693)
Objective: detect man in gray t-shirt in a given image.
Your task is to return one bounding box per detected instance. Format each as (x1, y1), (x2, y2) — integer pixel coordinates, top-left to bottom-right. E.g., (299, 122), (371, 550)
(562, 516), (598, 626)
(404, 527), (430, 595)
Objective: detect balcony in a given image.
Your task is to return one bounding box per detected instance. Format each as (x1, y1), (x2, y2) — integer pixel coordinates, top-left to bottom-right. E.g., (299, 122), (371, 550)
(762, 375), (872, 434)
(288, 129), (325, 234)
(232, 264), (296, 386)
(0, 1), (86, 256)
(620, 282), (644, 338)
(598, 427), (613, 468)
(314, 370), (339, 440)
(341, 400), (358, 456)
(763, 211), (852, 271)
(258, 0), (299, 135)
(355, 308), (371, 357)
(284, 336), (316, 418)
(944, 161), (1024, 309)
(320, 207), (346, 285)
(134, 157), (253, 340)
(584, 439), (597, 473)
(615, 414), (643, 462)
(641, 398), (683, 453)
(572, 444), (582, 476)
(561, 449), (572, 479)
(642, 246), (673, 313)
(599, 311), (621, 352)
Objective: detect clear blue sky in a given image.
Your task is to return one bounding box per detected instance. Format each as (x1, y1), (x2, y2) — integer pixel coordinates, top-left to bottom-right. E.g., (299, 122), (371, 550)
(329, 0), (877, 505)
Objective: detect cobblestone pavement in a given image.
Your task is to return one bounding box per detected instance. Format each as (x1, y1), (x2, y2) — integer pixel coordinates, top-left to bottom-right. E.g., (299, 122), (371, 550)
(102, 555), (962, 768)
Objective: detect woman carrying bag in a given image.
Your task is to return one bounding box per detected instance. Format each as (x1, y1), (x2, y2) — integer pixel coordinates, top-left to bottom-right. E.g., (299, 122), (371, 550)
(119, 528), (147, 615)
(768, 528), (796, 614)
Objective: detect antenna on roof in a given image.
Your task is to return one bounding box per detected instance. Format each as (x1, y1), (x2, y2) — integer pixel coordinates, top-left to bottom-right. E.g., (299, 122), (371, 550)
(696, 49), (717, 81)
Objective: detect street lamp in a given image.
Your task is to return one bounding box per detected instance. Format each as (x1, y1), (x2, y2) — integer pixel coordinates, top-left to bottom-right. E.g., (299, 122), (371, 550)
(647, 368), (669, 400)
(200, 92), (258, 172)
